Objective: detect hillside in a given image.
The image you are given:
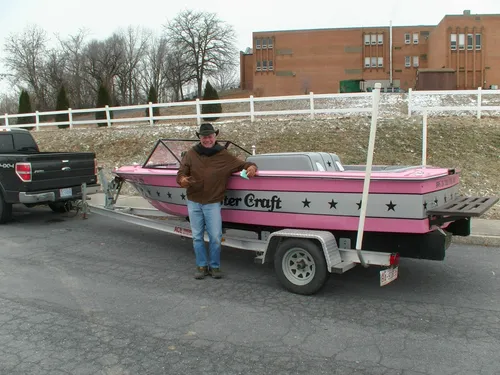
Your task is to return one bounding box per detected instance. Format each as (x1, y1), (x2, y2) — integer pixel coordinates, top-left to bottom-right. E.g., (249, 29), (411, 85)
(31, 115), (500, 219)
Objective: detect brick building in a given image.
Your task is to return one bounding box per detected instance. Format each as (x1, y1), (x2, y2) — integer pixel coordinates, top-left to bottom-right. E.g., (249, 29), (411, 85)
(239, 10), (500, 96)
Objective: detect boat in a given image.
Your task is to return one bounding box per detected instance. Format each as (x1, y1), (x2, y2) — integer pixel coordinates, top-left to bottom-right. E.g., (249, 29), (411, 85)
(112, 138), (498, 261)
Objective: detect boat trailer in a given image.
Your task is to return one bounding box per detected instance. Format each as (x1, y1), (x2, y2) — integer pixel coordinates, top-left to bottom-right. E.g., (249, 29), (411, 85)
(80, 168), (400, 296)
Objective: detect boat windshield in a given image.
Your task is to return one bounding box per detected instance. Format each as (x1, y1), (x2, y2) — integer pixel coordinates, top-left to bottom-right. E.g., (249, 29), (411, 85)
(142, 139), (253, 169)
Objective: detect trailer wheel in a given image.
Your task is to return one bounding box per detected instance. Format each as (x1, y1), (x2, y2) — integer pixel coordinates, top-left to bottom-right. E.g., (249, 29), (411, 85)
(274, 238), (328, 295)
(0, 192), (13, 224)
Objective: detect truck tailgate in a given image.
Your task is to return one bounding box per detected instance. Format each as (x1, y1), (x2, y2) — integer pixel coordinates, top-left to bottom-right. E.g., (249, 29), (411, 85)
(23, 152), (97, 191)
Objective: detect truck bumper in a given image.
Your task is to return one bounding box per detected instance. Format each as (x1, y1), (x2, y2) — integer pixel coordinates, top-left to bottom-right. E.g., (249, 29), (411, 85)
(18, 184), (101, 204)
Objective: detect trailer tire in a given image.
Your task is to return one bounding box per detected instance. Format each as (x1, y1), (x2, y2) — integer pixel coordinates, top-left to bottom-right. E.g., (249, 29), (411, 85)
(274, 238), (328, 295)
(0, 192), (13, 224)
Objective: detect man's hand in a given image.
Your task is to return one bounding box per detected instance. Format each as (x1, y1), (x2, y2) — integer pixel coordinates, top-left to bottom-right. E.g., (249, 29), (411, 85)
(179, 176), (192, 188)
(246, 165), (257, 178)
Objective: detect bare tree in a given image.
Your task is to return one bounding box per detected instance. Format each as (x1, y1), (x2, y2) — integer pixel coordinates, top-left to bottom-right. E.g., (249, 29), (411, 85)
(82, 33), (125, 102)
(58, 29), (91, 108)
(165, 10), (237, 98)
(115, 26), (151, 105)
(138, 36), (171, 103)
(210, 61), (239, 92)
(2, 25), (49, 109)
(165, 48), (195, 102)
(39, 49), (67, 108)
(0, 93), (18, 118)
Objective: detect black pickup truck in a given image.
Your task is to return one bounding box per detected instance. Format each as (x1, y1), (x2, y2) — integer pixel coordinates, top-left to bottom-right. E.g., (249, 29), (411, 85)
(0, 128), (100, 223)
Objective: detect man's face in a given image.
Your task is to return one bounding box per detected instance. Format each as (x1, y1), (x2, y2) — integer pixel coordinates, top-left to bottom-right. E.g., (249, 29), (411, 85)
(200, 133), (216, 148)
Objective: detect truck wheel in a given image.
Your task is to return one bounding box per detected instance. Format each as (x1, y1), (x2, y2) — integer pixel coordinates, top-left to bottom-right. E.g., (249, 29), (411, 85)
(274, 238), (328, 295)
(0, 192), (13, 224)
(48, 201), (72, 213)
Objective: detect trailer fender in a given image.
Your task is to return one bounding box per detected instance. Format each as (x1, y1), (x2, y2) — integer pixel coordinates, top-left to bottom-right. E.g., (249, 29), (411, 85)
(261, 229), (342, 270)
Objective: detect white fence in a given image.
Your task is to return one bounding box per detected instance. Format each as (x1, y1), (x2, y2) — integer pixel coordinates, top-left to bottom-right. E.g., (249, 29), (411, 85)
(408, 87), (500, 118)
(1, 87), (500, 130)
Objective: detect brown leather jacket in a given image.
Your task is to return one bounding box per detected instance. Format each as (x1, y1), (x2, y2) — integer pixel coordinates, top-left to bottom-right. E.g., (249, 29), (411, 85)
(176, 144), (257, 204)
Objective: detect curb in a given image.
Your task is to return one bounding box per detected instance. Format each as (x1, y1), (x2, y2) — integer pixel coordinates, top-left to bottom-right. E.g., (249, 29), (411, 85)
(453, 235), (500, 247)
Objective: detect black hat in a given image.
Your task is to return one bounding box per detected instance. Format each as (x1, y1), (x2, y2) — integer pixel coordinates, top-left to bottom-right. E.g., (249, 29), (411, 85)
(196, 123), (219, 138)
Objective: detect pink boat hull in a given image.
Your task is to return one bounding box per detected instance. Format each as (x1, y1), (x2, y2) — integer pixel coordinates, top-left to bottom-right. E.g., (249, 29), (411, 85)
(114, 165), (460, 235)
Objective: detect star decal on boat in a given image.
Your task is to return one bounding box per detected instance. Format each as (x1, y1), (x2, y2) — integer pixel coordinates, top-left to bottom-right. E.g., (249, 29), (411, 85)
(434, 197), (438, 205)
(181, 193), (186, 200)
(327, 161), (332, 167)
(302, 198), (311, 208)
(423, 201), (428, 210)
(356, 200), (362, 210)
(156, 191), (160, 197)
(167, 192), (172, 199)
(386, 200), (397, 211)
(328, 199), (338, 209)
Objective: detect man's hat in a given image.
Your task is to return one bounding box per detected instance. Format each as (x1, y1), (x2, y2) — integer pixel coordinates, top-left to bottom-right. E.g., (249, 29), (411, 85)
(196, 123), (219, 138)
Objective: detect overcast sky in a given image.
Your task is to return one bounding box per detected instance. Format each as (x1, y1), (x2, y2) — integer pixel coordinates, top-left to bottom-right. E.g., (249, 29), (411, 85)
(0, 0), (498, 95)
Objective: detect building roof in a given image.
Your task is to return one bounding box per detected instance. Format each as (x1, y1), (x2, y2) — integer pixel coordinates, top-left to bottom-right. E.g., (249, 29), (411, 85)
(253, 24), (437, 35)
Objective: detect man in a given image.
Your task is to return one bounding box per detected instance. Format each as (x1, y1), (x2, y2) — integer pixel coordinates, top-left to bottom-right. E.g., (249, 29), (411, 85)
(176, 123), (257, 279)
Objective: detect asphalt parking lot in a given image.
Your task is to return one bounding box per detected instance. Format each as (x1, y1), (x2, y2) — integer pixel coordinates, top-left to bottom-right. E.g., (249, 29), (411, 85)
(1, 206), (500, 375)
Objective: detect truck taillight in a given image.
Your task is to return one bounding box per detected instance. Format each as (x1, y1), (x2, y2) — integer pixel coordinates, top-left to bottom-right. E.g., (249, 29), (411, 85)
(15, 162), (32, 182)
(390, 253), (400, 266)
(94, 158), (97, 175)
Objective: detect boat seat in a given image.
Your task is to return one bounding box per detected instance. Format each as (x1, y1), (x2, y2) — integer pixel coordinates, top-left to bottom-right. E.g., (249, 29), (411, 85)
(246, 152), (344, 172)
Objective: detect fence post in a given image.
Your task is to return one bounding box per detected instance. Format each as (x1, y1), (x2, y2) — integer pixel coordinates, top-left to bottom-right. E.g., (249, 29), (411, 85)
(68, 108), (73, 129)
(195, 99), (201, 125)
(407, 88), (412, 116)
(250, 95), (255, 122)
(309, 92), (315, 120)
(148, 102), (154, 125)
(4, 113), (8, 127)
(477, 87), (482, 119)
(422, 110), (428, 167)
(35, 111), (40, 131)
(105, 105), (111, 127)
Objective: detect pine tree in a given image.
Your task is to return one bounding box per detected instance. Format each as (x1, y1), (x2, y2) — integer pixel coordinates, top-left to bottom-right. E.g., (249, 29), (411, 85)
(145, 85), (160, 123)
(55, 85), (70, 129)
(201, 80), (222, 122)
(95, 84), (113, 127)
(17, 90), (35, 130)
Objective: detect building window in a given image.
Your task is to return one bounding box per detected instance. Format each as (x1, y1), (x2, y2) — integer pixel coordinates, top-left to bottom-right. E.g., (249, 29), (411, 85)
(458, 34), (465, 50)
(364, 57), (370, 67)
(364, 35), (370, 45)
(268, 38), (273, 49)
(378, 34), (383, 44)
(413, 33), (419, 44)
(475, 34), (482, 50)
(262, 38), (267, 49)
(262, 60), (268, 71)
(405, 56), (411, 67)
(450, 34), (457, 50)
(371, 57), (377, 67)
(256, 60), (261, 71)
(370, 34), (377, 45)
(413, 56), (419, 67)
(404, 33), (411, 44)
(467, 34), (473, 50)
(256, 39), (261, 49)
(378, 57), (383, 67)
(268, 60), (274, 71)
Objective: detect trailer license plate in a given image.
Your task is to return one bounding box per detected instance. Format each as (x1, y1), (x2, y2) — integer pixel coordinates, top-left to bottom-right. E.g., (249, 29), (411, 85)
(60, 188), (72, 198)
(380, 267), (398, 286)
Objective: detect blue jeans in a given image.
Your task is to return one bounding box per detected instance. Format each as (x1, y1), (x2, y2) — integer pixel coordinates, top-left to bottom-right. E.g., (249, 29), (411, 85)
(187, 200), (223, 269)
